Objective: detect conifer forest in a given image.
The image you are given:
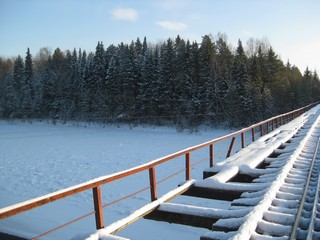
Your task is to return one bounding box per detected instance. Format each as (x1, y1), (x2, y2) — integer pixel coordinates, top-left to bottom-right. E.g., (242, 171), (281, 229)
(0, 34), (319, 128)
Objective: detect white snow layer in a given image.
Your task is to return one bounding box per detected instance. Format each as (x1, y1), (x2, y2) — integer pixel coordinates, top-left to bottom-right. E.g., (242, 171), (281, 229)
(157, 202), (252, 219)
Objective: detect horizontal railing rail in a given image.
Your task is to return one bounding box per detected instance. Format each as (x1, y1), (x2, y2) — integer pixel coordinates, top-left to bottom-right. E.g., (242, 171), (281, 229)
(0, 102), (319, 239)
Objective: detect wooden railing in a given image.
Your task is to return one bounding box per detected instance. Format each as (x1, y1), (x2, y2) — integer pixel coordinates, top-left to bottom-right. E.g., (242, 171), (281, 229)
(0, 102), (318, 239)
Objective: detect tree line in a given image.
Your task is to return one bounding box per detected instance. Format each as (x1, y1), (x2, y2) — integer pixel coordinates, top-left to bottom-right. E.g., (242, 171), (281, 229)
(0, 34), (319, 128)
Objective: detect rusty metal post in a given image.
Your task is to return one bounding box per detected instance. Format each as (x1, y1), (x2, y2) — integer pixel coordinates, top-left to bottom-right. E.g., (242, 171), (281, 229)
(259, 125), (263, 137)
(209, 144), (214, 167)
(251, 127), (255, 142)
(272, 119), (274, 131)
(93, 186), (104, 229)
(241, 132), (245, 148)
(185, 153), (191, 180)
(266, 121), (269, 134)
(149, 167), (157, 201)
(226, 137), (236, 158)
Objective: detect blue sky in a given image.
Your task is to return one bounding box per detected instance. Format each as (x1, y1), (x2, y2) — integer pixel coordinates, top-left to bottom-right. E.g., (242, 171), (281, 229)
(0, 0), (319, 73)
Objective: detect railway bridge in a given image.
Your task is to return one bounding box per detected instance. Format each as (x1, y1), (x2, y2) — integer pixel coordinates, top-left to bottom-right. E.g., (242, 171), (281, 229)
(1, 103), (320, 240)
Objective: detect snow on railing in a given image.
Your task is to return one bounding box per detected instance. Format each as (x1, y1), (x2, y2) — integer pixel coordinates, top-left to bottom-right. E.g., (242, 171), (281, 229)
(0, 102), (319, 239)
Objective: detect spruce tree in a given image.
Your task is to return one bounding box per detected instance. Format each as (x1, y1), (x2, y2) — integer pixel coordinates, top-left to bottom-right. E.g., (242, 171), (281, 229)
(68, 48), (80, 118)
(158, 39), (176, 120)
(228, 40), (250, 126)
(215, 35), (233, 123)
(285, 62), (302, 109)
(25, 48), (34, 98)
(139, 45), (155, 120)
(266, 47), (290, 114)
(188, 41), (201, 126)
(151, 45), (162, 122)
(105, 55), (120, 119)
(134, 37), (147, 118)
(311, 71), (320, 102)
(118, 42), (136, 118)
(173, 35), (187, 125)
(82, 52), (95, 118)
(198, 35), (217, 123)
(21, 48), (34, 118)
(0, 58), (14, 118)
(13, 55), (24, 115)
(89, 42), (107, 118)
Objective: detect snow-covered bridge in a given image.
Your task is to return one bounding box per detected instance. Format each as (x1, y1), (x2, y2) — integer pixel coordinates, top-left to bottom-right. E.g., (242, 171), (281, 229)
(1, 103), (320, 240)
(147, 104), (320, 240)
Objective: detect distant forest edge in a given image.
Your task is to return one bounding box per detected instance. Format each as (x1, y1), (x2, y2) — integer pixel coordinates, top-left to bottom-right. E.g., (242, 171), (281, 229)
(0, 34), (319, 128)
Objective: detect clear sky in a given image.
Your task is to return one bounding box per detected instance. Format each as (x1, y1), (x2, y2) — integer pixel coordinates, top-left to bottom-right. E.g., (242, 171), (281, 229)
(0, 0), (319, 73)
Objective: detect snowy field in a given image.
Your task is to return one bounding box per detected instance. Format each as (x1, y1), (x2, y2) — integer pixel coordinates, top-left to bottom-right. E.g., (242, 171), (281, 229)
(0, 120), (234, 240)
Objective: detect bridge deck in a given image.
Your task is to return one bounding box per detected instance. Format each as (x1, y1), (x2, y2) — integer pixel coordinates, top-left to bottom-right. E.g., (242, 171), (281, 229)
(146, 106), (320, 240)
(88, 105), (320, 240)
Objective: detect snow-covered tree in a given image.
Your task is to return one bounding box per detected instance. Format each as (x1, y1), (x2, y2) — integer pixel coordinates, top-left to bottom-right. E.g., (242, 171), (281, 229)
(1, 34), (319, 127)
(215, 35), (233, 123)
(227, 40), (251, 126)
(20, 48), (34, 117)
(158, 39), (176, 119)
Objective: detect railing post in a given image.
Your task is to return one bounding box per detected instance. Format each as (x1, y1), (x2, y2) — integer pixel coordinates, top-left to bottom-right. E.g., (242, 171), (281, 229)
(226, 137), (236, 158)
(149, 167), (157, 201)
(251, 127), (255, 142)
(259, 125), (263, 137)
(241, 132), (245, 148)
(266, 121), (269, 134)
(272, 119), (274, 131)
(185, 153), (191, 180)
(209, 144), (214, 167)
(93, 186), (104, 229)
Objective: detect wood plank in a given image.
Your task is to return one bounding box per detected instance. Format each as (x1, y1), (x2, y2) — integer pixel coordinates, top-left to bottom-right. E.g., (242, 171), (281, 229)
(145, 209), (217, 229)
(145, 203), (251, 230)
(182, 186), (243, 201)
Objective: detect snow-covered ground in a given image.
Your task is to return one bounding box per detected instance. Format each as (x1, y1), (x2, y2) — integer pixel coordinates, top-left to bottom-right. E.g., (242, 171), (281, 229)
(0, 120), (234, 240)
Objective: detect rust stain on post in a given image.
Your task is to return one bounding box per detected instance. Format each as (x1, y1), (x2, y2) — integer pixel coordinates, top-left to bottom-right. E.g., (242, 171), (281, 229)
(185, 153), (191, 180)
(209, 144), (214, 167)
(251, 128), (255, 142)
(241, 132), (245, 148)
(226, 137), (236, 158)
(93, 186), (104, 229)
(149, 167), (157, 201)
